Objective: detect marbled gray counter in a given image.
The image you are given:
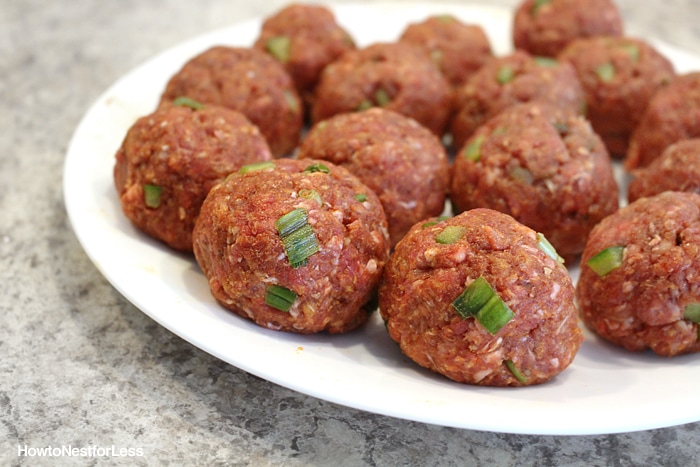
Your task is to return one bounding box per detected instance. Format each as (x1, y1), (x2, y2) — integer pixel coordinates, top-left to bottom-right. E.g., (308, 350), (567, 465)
(2, 0), (700, 465)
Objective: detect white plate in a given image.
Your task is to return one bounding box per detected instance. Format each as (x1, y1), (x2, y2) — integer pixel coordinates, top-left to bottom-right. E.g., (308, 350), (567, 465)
(63, 3), (700, 435)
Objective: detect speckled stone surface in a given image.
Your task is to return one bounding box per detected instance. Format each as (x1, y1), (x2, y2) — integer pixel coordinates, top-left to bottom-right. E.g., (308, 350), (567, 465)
(2, 0), (700, 465)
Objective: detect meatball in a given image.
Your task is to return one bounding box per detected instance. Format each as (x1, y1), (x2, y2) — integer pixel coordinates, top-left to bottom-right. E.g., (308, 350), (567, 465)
(253, 3), (356, 107)
(450, 102), (618, 261)
(160, 46), (303, 158)
(512, 0), (623, 57)
(312, 42), (452, 136)
(626, 72), (700, 170)
(113, 103), (272, 252)
(449, 50), (586, 150)
(297, 108), (450, 246)
(379, 208), (582, 386)
(628, 139), (700, 202)
(558, 36), (675, 157)
(398, 14), (493, 89)
(576, 191), (700, 357)
(192, 158), (390, 334)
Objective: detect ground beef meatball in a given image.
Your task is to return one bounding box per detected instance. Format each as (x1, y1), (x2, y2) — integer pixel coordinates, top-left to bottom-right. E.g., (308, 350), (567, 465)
(451, 102), (618, 261)
(576, 191), (700, 357)
(449, 50), (585, 150)
(626, 72), (700, 170)
(379, 208), (582, 386)
(160, 46), (303, 158)
(297, 108), (450, 246)
(253, 3), (356, 108)
(312, 42), (452, 136)
(113, 103), (272, 252)
(558, 36), (675, 157)
(398, 14), (493, 89)
(628, 139), (700, 202)
(192, 158), (390, 334)
(512, 0), (623, 57)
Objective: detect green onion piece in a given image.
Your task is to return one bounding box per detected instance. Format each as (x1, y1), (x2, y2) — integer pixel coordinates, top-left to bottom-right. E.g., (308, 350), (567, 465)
(265, 36), (291, 63)
(357, 99), (373, 111)
(505, 360), (528, 383)
(353, 193), (367, 202)
(303, 163), (330, 174)
(497, 65), (515, 84)
(534, 56), (558, 67)
(374, 88), (391, 107)
(284, 90), (299, 113)
(476, 294), (515, 335)
(435, 225), (466, 244)
(532, 0), (552, 14)
(239, 161), (275, 174)
(265, 284), (297, 312)
(684, 303), (700, 323)
(173, 96), (204, 110)
(276, 208), (320, 268)
(587, 245), (625, 277)
(463, 135), (484, 161)
(430, 49), (444, 67)
(276, 208), (308, 238)
(510, 166), (534, 185)
(436, 14), (455, 23)
(421, 215), (451, 229)
(536, 232), (564, 264)
(299, 189), (323, 206)
(595, 63), (616, 82)
(619, 43), (640, 62)
(452, 277), (514, 334)
(143, 184), (163, 208)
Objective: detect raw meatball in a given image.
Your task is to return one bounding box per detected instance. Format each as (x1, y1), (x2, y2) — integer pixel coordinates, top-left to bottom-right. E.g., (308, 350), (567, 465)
(193, 158), (390, 334)
(626, 72), (700, 170)
(451, 102), (618, 261)
(398, 14), (493, 89)
(253, 3), (356, 107)
(297, 108), (450, 246)
(576, 191), (700, 357)
(113, 102), (272, 252)
(558, 36), (675, 157)
(449, 50), (586, 150)
(160, 46), (303, 157)
(379, 208), (582, 386)
(513, 0), (623, 57)
(312, 42), (452, 136)
(628, 139), (700, 202)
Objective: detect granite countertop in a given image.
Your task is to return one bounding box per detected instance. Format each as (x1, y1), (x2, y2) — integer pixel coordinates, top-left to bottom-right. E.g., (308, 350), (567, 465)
(3, 0), (700, 465)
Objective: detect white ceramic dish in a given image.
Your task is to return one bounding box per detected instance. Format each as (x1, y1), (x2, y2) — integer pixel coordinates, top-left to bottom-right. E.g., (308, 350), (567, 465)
(63, 3), (700, 435)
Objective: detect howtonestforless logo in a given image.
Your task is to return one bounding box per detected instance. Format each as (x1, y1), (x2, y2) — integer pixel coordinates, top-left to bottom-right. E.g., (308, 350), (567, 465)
(17, 445), (144, 458)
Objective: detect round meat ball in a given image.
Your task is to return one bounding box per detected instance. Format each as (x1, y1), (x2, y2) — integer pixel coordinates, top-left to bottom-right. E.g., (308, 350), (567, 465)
(398, 14), (493, 89)
(449, 50), (586, 150)
(193, 158), (390, 334)
(628, 139), (700, 202)
(160, 46), (303, 158)
(297, 108), (450, 246)
(626, 72), (700, 170)
(312, 42), (452, 136)
(558, 36), (675, 157)
(379, 208), (582, 386)
(113, 103), (272, 252)
(512, 0), (623, 57)
(576, 191), (700, 357)
(253, 3), (356, 108)
(450, 102), (619, 261)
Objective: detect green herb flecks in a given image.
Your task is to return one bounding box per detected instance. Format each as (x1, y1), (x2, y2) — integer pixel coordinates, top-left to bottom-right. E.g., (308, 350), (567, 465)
(265, 284), (297, 312)
(587, 245), (624, 277)
(452, 276), (514, 335)
(143, 184), (163, 208)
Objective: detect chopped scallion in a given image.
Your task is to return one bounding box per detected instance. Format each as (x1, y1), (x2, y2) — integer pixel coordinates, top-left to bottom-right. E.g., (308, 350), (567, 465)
(239, 161), (275, 174)
(435, 225), (466, 244)
(463, 135), (484, 161)
(497, 65), (515, 84)
(505, 359), (528, 383)
(143, 184), (163, 208)
(353, 193), (367, 202)
(536, 232), (564, 264)
(452, 276), (514, 334)
(303, 163), (330, 174)
(534, 56), (558, 67)
(532, 0), (551, 14)
(284, 90), (299, 113)
(299, 189), (322, 206)
(595, 63), (616, 82)
(684, 303), (700, 323)
(265, 284), (297, 312)
(172, 96), (204, 110)
(619, 43), (640, 62)
(276, 208), (319, 268)
(265, 35), (291, 63)
(374, 88), (391, 107)
(276, 208), (308, 238)
(357, 99), (373, 111)
(510, 166), (534, 185)
(587, 245), (624, 277)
